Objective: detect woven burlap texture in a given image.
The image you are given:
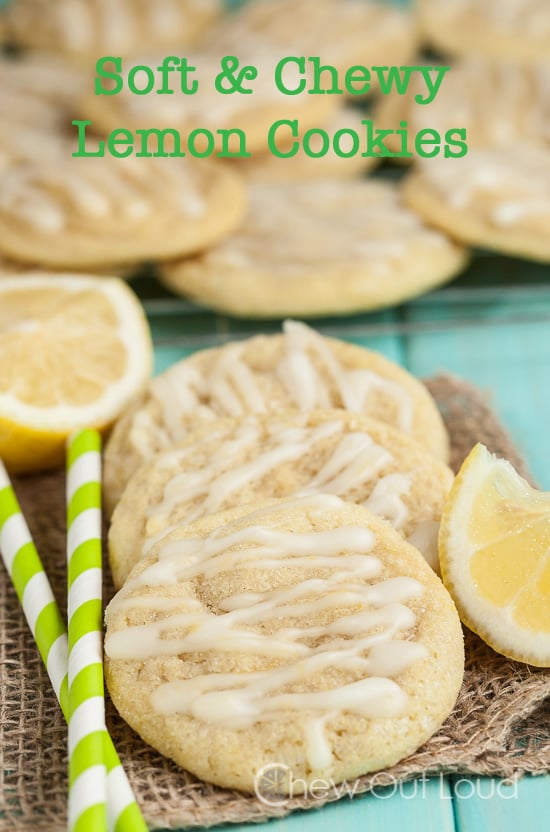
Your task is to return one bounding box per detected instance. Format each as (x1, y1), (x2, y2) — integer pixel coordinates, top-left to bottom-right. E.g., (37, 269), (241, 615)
(1, 374), (549, 831)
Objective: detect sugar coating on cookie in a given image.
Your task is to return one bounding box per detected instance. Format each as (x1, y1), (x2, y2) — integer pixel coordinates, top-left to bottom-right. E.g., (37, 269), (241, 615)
(375, 60), (550, 154)
(0, 155), (246, 268)
(403, 146), (550, 262)
(103, 321), (450, 513)
(109, 410), (454, 588)
(160, 180), (468, 318)
(105, 496), (464, 793)
(3, 0), (224, 58)
(419, 0), (550, 63)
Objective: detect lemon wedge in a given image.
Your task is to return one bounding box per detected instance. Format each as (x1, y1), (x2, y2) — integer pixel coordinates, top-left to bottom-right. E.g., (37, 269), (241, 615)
(0, 273), (152, 473)
(439, 443), (550, 667)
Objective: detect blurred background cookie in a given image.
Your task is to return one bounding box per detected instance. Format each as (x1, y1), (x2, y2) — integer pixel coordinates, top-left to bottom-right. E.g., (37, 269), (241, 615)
(418, 0), (550, 64)
(233, 107), (379, 182)
(160, 179), (468, 318)
(0, 52), (87, 171)
(403, 146), (550, 263)
(0, 155), (246, 268)
(206, 0), (417, 74)
(375, 59), (550, 157)
(1, 0), (224, 61)
(82, 0), (416, 155)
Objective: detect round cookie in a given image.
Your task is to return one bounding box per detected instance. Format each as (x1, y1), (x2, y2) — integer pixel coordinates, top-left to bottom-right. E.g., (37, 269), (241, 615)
(109, 409), (454, 588)
(82, 0), (415, 155)
(0, 154), (246, 269)
(103, 320), (450, 513)
(418, 0), (550, 65)
(3, 0), (224, 62)
(159, 179), (468, 318)
(403, 146), (550, 263)
(205, 0), (417, 76)
(375, 59), (550, 158)
(233, 108), (379, 183)
(0, 53), (86, 172)
(105, 495), (465, 794)
(81, 47), (338, 158)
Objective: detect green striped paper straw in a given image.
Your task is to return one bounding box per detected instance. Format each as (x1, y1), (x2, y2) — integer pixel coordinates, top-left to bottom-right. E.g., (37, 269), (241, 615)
(66, 430), (108, 832)
(0, 456), (147, 832)
(0, 461), (70, 717)
(66, 431), (148, 832)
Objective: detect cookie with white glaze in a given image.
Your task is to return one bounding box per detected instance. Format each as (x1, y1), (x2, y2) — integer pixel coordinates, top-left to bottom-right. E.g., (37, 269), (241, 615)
(375, 59), (550, 158)
(418, 0), (550, 64)
(0, 154), (246, 269)
(81, 48), (337, 158)
(403, 146), (550, 263)
(0, 53), (86, 172)
(105, 495), (464, 794)
(160, 180), (468, 318)
(109, 409), (454, 588)
(82, 0), (415, 155)
(3, 0), (224, 61)
(205, 0), (416, 76)
(233, 108), (379, 183)
(103, 321), (450, 513)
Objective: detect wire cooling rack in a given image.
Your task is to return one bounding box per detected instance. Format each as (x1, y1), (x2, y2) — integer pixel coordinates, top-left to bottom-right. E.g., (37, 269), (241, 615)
(135, 251), (550, 350)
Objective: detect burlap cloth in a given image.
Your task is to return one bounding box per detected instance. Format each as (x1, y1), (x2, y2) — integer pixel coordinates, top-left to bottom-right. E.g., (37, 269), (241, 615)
(1, 374), (549, 831)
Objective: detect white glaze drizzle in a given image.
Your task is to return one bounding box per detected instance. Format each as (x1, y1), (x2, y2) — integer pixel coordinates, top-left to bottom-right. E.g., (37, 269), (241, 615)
(423, 147), (550, 229)
(203, 181), (448, 278)
(141, 418), (413, 554)
(106, 496), (428, 770)
(51, 0), (218, 51)
(434, 0), (550, 36)
(146, 324), (414, 466)
(0, 157), (207, 232)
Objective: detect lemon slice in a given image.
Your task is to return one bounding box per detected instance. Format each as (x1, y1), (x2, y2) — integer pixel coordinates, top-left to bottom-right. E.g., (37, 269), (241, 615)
(439, 443), (550, 667)
(0, 273), (153, 473)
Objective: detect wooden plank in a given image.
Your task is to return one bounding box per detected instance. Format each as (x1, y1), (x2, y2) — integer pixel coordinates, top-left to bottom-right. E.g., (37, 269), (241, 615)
(401, 307), (550, 488)
(451, 775), (550, 831)
(213, 778), (456, 832)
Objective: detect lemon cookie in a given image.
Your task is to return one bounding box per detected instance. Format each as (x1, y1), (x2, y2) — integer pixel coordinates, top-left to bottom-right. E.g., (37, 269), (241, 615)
(82, 47), (338, 158)
(206, 0), (416, 76)
(233, 108), (378, 183)
(159, 180), (468, 318)
(3, 0), (224, 62)
(103, 321), (449, 512)
(0, 155), (246, 269)
(109, 410), (454, 588)
(375, 59), (550, 156)
(82, 0), (415, 155)
(105, 495), (464, 793)
(0, 53), (86, 172)
(403, 146), (550, 263)
(418, 0), (550, 64)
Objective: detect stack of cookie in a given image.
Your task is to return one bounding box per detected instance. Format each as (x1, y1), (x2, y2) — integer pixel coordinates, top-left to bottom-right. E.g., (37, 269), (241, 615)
(378, 0), (550, 263)
(102, 319), (466, 794)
